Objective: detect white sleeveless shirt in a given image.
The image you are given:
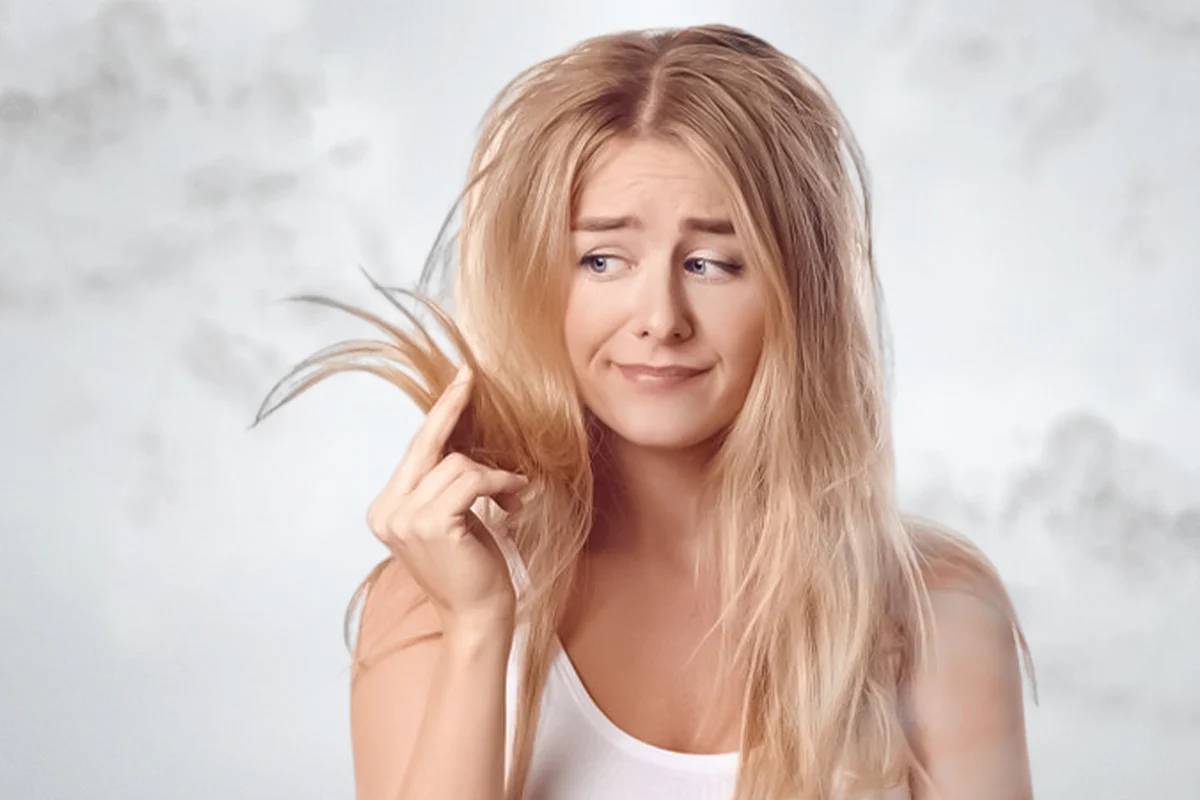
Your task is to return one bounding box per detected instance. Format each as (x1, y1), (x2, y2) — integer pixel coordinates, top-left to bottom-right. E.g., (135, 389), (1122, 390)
(498, 537), (740, 800)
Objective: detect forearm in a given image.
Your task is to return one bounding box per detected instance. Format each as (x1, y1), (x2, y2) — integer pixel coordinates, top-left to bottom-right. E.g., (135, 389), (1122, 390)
(395, 619), (513, 800)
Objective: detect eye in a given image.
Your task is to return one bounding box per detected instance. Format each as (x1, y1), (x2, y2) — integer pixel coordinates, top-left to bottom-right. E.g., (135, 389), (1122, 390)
(577, 253), (629, 277)
(684, 256), (743, 278)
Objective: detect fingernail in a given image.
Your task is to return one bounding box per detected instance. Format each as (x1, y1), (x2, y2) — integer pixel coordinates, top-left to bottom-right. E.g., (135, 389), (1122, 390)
(453, 364), (472, 385)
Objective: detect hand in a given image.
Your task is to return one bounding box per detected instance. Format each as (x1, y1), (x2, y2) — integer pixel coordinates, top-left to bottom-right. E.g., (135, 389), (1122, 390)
(365, 364), (527, 632)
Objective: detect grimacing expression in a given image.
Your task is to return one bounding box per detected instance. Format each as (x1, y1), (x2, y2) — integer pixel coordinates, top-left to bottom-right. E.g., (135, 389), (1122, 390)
(563, 136), (767, 450)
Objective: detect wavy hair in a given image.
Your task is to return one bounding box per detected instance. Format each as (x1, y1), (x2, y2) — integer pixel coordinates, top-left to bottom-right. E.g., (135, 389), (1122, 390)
(252, 23), (1037, 799)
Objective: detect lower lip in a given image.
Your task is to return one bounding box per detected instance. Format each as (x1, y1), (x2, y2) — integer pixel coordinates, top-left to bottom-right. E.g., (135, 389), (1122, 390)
(616, 364), (710, 390)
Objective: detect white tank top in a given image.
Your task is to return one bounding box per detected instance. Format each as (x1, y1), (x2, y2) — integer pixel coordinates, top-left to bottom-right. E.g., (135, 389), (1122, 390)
(498, 537), (740, 800)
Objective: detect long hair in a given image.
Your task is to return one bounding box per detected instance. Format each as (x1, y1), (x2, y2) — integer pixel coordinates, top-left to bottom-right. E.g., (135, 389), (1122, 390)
(252, 23), (1037, 799)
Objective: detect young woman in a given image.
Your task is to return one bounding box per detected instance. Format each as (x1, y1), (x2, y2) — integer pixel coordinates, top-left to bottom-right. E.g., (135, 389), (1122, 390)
(254, 23), (1036, 800)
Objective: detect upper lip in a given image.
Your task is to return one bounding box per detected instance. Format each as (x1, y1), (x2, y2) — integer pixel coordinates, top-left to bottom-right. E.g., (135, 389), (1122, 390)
(615, 362), (709, 377)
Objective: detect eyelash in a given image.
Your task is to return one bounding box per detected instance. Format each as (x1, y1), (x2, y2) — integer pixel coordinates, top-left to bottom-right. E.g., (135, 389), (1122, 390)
(577, 254), (744, 279)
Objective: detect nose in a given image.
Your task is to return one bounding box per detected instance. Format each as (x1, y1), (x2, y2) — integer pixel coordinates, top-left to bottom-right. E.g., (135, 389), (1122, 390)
(632, 255), (693, 342)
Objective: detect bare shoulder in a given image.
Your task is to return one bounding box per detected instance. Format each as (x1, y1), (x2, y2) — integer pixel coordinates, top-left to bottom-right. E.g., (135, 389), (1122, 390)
(897, 533), (1033, 799)
(352, 556), (443, 676)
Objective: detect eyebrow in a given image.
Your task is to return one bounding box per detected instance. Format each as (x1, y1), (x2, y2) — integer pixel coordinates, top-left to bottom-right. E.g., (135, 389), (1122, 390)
(570, 215), (736, 236)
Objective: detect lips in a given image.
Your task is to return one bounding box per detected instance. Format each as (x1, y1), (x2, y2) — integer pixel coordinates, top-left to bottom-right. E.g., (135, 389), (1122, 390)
(615, 363), (709, 378)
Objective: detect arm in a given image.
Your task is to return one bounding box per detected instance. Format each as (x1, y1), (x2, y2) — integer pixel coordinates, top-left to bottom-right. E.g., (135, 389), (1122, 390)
(898, 586), (1033, 800)
(350, 557), (513, 800)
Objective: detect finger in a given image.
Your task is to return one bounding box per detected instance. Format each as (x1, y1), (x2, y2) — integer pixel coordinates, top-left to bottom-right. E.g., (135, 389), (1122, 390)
(410, 465), (528, 522)
(389, 364), (474, 496)
(422, 469), (531, 533)
(405, 365), (474, 486)
(493, 489), (524, 515)
(411, 460), (526, 514)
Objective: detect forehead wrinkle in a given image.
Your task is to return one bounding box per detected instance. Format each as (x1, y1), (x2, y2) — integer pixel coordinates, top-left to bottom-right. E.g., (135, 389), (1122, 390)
(574, 157), (733, 236)
(574, 183), (732, 227)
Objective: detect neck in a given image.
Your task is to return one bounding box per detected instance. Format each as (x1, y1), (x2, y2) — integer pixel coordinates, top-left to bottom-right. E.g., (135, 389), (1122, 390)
(589, 426), (721, 570)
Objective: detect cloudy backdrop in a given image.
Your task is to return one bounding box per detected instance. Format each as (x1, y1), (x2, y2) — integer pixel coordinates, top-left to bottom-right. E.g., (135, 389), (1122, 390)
(2, 1), (1197, 797)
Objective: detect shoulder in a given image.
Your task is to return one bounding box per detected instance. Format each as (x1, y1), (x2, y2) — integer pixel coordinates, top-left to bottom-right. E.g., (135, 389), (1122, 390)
(352, 556), (443, 676)
(897, 519), (1033, 799)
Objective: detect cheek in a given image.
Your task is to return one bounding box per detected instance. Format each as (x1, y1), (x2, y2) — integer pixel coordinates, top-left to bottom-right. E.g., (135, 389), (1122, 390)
(737, 322), (766, 364)
(714, 309), (766, 389)
(699, 289), (765, 357)
(562, 293), (610, 372)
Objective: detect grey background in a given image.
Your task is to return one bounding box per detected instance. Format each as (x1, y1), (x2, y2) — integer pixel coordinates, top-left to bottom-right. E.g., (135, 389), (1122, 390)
(2, 1), (1197, 797)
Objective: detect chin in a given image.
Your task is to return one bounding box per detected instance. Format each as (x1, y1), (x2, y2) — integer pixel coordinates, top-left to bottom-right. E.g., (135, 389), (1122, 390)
(604, 415), (720, 450)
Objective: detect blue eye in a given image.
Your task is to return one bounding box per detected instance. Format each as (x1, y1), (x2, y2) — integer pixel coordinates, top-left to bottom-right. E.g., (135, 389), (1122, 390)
(578, 254), (624, 275)
(684, 256), (743, 276)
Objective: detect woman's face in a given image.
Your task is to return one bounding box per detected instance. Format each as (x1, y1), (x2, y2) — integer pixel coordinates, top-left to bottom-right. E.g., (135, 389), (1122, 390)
(564, 136), (767, 450)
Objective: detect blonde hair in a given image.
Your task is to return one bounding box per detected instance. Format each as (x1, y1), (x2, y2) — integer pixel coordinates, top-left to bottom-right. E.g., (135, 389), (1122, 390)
(252, 23), (1037, 799)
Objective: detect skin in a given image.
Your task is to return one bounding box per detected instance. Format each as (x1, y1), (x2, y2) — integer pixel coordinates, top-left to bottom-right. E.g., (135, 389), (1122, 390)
(559, 135), (1034, 797)
(560, 134), (765, 754)
(564, 135), (766, 570)
(349, 134), (1032, 798)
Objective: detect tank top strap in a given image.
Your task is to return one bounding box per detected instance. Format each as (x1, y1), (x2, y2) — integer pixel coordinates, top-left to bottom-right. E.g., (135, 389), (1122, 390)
(491, 520), (531, 598)
(473, 497), (531, 598)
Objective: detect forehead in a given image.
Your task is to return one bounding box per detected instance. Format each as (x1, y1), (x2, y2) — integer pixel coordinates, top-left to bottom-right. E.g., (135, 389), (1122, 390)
(574, 137), (730, 215)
